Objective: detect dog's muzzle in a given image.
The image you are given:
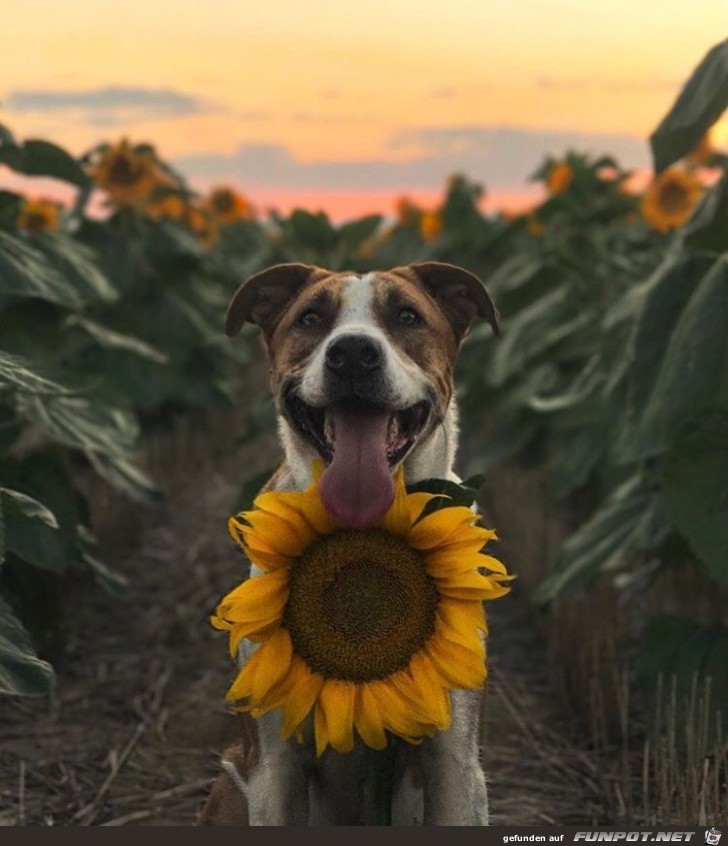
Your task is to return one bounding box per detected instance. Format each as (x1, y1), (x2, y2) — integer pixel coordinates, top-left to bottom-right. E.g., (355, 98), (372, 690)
(284, 334), (434, 527)
(323, 333), (386, 401)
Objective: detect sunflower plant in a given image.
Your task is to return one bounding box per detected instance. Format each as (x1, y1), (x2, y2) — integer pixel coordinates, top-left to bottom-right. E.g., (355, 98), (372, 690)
(212, 467), (511, 756)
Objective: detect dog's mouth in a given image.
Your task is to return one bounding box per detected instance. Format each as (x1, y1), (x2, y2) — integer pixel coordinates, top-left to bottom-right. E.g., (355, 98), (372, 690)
(284, 391), (431, 528)
(285, 393), (431, 468)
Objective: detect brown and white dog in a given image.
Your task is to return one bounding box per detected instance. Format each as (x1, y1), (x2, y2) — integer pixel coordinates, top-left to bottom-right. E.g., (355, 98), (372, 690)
(198, 261), (500, 826)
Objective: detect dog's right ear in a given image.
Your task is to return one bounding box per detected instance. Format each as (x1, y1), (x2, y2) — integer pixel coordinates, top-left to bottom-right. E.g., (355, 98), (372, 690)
(225, 263), (320, 337)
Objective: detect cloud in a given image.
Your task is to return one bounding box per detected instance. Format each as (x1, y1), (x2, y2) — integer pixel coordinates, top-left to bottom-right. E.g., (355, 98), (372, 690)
(537, 75), (680, 93)
(4, 86), (217, 126)
(176, 125), (650, 192)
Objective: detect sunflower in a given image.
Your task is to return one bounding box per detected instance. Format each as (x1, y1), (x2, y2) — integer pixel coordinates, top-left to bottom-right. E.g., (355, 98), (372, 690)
(17, 198), (60, 234)
(419, 210), (442, 242)
(89, 139), (168, 206)
(144, 192), (189, 222)
(212, 468), (511, 757)
(185, 204), (219, 248)
(546, 161), (573, 195)
(640, 167), (703, 232)
(206, 186), (255, 223)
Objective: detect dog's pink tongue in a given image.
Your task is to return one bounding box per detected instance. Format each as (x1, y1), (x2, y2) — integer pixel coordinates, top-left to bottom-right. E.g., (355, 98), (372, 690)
(319, 408), (394, 528)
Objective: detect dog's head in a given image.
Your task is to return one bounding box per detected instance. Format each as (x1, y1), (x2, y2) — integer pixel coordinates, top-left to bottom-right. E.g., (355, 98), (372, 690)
(225, 262), (499, 527)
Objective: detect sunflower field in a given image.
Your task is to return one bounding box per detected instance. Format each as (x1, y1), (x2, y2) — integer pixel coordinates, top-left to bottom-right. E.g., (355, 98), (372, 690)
(1, 38), (727, 824)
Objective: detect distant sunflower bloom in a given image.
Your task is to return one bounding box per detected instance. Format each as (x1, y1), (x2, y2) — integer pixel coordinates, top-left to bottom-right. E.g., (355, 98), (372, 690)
(17, 198), (60, 234)
(212, 468), (511, 756)
(145, 193), (189, 222)
(546, 162), (573, 194)
(419, 210), (442, 242)
(185, 205), (219, 248)
(207, 186), (255, 223)
(90, 139), (167, 206)
(640, 167), (703, 232)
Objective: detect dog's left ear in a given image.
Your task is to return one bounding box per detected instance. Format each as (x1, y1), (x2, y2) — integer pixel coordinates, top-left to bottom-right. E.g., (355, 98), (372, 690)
(397, 261), (500, 342)
(225, 263), (323, 337)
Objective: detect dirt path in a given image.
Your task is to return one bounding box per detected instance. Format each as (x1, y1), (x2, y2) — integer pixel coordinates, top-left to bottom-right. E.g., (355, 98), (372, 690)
(0, 401), (606, 826)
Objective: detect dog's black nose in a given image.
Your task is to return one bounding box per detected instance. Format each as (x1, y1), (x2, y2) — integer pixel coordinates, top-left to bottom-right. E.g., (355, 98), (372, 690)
(325, 334), (382, 378)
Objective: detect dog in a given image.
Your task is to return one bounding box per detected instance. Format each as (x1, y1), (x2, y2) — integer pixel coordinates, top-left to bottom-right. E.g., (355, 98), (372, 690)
(198, 261), (500, 826)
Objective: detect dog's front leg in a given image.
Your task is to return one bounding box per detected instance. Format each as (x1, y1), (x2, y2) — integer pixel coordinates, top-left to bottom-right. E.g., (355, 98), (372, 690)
(418, 689), (489, 826)
(246, 710), (310, 826)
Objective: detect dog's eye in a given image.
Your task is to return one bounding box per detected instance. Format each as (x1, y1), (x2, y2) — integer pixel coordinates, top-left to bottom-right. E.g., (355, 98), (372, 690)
(297, 309), (322, 329)
(398, 307), (422, 326)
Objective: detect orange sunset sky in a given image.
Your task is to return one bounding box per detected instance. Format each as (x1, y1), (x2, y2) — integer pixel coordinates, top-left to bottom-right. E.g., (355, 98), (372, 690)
(2, 2), (728, 220)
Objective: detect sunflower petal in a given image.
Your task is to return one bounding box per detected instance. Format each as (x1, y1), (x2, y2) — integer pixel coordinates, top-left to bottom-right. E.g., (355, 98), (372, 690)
(436, 599), (487, 649)
(216, 570), (289, 623)
(242, 542), (294, 572)
(436, 569), (512, 601)
(226, 643), (265, 703)
(425, 542), (492, 577)
(379, 466), (410, 536)
(354, 685), (389, 750)
(368, 678), (431, 739)
(409, 507), (481, 550)
(316, 680), (356, 755)
(296, 489), (338, 535)
(248, 627), (293, 702)
(210, 615), (232, 632)
(237, 509), (308, 557)
(427, 635), (486, 690)
(280, 657), (324, 739)
(403, 654), (452, 731)
(254, 490), (333, 541)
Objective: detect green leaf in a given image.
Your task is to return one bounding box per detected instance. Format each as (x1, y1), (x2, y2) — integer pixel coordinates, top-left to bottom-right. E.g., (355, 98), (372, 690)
(534, 474), (669, 604)
(0, 350), (70, 396)
(0, 137), (89, 187)
(0, 595), (55, 697)
(458, 362), (558, 475)
(64, 315), (168, 363)
(288, 209), (338, 251)
(650, 39), (728, 172)
(0, 189), (23, 230)
(663, 413), (728, 586)
(529, 356), (602, 413)
(337, 215), (382, 252)
(0, 497), (5, 571)
(76, 525), (128, 597)
(635, 615), (728, 748)
(0, 231), (82, 309)
(0, 124), (16, 145)
(682, 171), (728, 253)
(85, 452), (162, 504)
(0, 453), (83, 576)
(33, 233), (118, 304)
(545, 425), (608, 500)
(17, 393), (139, 458)
(487, 288), (570, 388)
(0, 488), (58, 529)
(632, 255), (728, 458)
(615, 252), (716, 462)
(406, 475), (484, 516)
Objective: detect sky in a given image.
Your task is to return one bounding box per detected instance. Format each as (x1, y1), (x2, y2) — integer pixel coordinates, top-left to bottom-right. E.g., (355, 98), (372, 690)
(1, 1), (727, 220)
